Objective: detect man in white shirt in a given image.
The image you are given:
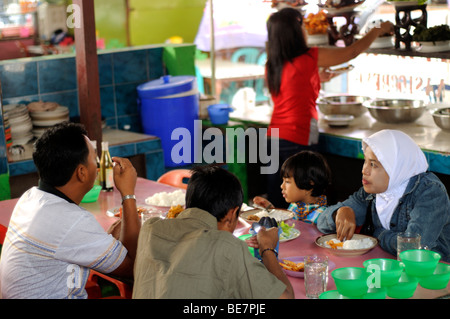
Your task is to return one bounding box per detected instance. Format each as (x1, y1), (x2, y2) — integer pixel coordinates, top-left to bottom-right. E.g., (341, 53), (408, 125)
(0, 122), (140, 299)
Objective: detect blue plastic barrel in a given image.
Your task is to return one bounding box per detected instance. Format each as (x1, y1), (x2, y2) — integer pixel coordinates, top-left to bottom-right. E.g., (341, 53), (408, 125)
(137, 75), (199, 167)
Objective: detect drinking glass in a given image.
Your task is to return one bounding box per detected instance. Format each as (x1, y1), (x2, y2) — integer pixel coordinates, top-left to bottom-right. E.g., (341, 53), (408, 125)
(141, 208), (162, 225)
(397, 232), (421, 260)
(304, 254), (328, 299)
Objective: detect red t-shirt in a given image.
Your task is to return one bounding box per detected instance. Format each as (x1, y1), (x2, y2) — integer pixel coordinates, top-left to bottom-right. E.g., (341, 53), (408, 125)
(268, 47), (321, 146)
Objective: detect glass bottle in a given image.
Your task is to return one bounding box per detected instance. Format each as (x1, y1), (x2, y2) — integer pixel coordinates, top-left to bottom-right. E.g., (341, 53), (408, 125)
(100, 141), (114, 192)
(90, 140), (101, 186)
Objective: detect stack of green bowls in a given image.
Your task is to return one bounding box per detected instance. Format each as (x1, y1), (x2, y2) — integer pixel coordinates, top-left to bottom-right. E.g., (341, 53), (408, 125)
(331, 267), (369, 298)
(419, 263), (450, 290)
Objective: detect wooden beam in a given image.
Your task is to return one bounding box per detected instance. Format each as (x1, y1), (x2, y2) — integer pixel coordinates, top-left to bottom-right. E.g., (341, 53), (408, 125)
(73, 0), (102, 148)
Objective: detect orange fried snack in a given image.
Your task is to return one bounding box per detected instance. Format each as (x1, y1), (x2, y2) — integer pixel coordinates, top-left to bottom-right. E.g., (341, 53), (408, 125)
(326, 239), (344, 249)
(304, 11), (329, 35)
(167, 205), (184, 219)
(247, 214), (260, 222)
(279, 259), (305, 272)
(114, 206), (148, 218)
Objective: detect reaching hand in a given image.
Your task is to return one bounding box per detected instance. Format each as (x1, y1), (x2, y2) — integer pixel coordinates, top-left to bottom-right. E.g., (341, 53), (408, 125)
(335, 206), (356, 241)
(253, 196), (275, 210)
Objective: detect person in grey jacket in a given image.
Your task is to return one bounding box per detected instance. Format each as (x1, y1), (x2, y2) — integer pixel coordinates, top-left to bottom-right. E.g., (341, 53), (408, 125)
(317, 130), (450, 262)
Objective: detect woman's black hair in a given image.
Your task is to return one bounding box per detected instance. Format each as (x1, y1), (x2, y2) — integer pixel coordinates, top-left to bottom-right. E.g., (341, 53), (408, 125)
(266, 7), (310, 96)
(280, 151), (331, 197)
(33, 122), (89, 187)
(185, 165), (243, 221)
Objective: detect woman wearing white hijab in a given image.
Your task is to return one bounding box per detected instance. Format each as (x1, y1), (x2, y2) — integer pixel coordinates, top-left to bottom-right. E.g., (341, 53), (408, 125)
(317, 130), (450, 262)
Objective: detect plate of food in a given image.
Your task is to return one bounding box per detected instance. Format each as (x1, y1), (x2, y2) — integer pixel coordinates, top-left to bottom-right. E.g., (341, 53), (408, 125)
(166, 204), (184, 219)
(240, 208), (295, 223)
(279, 221), (301, 242)
(315, 233), (378, 256)
(106, 205), (162, 218)
(279, 256), (336, 277)
(144, 189), (186, 207)
(279, 256), (305, 277)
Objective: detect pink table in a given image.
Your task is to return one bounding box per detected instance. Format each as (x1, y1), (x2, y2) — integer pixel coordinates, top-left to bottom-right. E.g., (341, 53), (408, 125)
(0, 178), (179, 232)
(234, 218), (450, 299)
(1, 178), (449, 299)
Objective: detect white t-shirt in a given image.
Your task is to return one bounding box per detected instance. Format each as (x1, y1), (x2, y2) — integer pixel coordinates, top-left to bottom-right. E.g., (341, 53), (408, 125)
(0, 187), (127, 299)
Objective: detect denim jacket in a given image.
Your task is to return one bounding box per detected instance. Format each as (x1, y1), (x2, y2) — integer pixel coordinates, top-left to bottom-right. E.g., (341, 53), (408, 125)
(317, 172), (450, 262)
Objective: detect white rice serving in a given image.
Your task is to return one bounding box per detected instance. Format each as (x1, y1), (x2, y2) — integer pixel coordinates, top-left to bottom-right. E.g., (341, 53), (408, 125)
(145, 190), (185, 207)
(324, 238), (373, 250)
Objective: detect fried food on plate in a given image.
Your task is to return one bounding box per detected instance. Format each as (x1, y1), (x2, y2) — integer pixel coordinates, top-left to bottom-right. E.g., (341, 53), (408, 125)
(167, 204), (184, 219)
(279, 259), (305, 272)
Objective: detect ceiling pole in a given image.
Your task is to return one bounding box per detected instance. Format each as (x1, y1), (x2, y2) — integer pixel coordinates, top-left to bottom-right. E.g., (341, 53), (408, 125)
(73, 0), (102, 149)
(209, 0), (216, 97)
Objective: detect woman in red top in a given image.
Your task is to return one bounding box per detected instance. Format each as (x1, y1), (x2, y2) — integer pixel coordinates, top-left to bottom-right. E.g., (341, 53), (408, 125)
(264, 8), (393, 208)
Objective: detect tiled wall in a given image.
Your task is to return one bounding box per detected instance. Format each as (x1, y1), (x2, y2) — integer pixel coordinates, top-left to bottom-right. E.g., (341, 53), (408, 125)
(0, 45), (165, 133)
(0, 44), (195, 179)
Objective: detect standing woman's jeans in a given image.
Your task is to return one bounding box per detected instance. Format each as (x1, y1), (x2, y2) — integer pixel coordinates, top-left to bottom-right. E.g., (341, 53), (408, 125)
(265, 137), (319, 209)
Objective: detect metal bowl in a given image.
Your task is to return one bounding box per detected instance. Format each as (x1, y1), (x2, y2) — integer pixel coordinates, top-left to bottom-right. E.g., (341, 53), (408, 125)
(317, 95), (369, 117)
(364, 99), (426, 124)
(432, 108), (450, 132)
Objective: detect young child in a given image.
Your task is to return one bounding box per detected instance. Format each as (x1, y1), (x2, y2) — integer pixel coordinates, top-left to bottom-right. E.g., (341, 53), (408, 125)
(317, 129), (450, 262)
(254, 150), (331, 224)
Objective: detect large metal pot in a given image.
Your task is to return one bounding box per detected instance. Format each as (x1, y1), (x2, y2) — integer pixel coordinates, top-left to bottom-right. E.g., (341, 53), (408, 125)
(317, 95), (369, 117)
(432, 108), (450, 132)
(363, 99), (426, 124)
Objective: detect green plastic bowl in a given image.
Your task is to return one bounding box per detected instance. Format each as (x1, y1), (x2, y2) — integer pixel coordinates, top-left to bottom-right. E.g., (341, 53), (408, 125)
(331, 267), (369, 298)
(386, 272), (418, 299)
(319, 290), (349, 299)
(419, 262), (450, 290)
(81, 185), (102, 203)
(238, 234), (255, 256)
(363, 258), (404, 287)
(363, 287), (386, 299)
(399, 249), (441, 277)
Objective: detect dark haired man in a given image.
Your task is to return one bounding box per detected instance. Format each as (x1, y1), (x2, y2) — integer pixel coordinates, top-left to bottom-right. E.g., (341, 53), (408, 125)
(0, 122), (140, 298)
(133, 165), (294, 299)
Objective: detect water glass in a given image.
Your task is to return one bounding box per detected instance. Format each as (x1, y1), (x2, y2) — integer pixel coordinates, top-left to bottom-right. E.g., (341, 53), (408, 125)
(304, 254), (328, 299)
(397, 232), (421, 260)
(141, 208), (162, 225)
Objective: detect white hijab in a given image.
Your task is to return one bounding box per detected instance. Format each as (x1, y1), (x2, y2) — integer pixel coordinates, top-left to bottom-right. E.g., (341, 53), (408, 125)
(362, 130), (428, 229)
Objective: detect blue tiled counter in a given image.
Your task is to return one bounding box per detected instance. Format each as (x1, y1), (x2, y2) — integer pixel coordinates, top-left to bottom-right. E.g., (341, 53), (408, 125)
(7, 129), (165, 181)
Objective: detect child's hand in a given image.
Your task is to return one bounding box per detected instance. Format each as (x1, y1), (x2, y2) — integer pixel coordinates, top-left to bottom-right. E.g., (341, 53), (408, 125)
(253, 196), (275, 210)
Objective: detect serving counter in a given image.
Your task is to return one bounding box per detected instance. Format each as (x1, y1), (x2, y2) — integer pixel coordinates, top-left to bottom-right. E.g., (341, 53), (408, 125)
(230, 105), (450, 176)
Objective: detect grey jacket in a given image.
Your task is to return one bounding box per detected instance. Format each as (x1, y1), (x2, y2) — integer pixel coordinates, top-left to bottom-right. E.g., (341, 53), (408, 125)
(317, 172), (450, 262)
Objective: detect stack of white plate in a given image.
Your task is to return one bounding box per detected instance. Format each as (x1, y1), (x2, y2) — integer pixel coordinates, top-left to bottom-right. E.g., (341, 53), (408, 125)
(29, 105), (70, 138)
(3, 104), (34, 146)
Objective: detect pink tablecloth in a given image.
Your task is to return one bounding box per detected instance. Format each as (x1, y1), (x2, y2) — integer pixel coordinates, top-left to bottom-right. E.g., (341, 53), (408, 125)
(0, 178), (177, 232)
(234, 218), (450, 299)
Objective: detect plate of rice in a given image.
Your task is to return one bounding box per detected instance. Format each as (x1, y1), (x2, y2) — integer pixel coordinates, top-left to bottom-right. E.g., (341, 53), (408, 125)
(144, 189), (186, 207)
(315, 234), (378, 256)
